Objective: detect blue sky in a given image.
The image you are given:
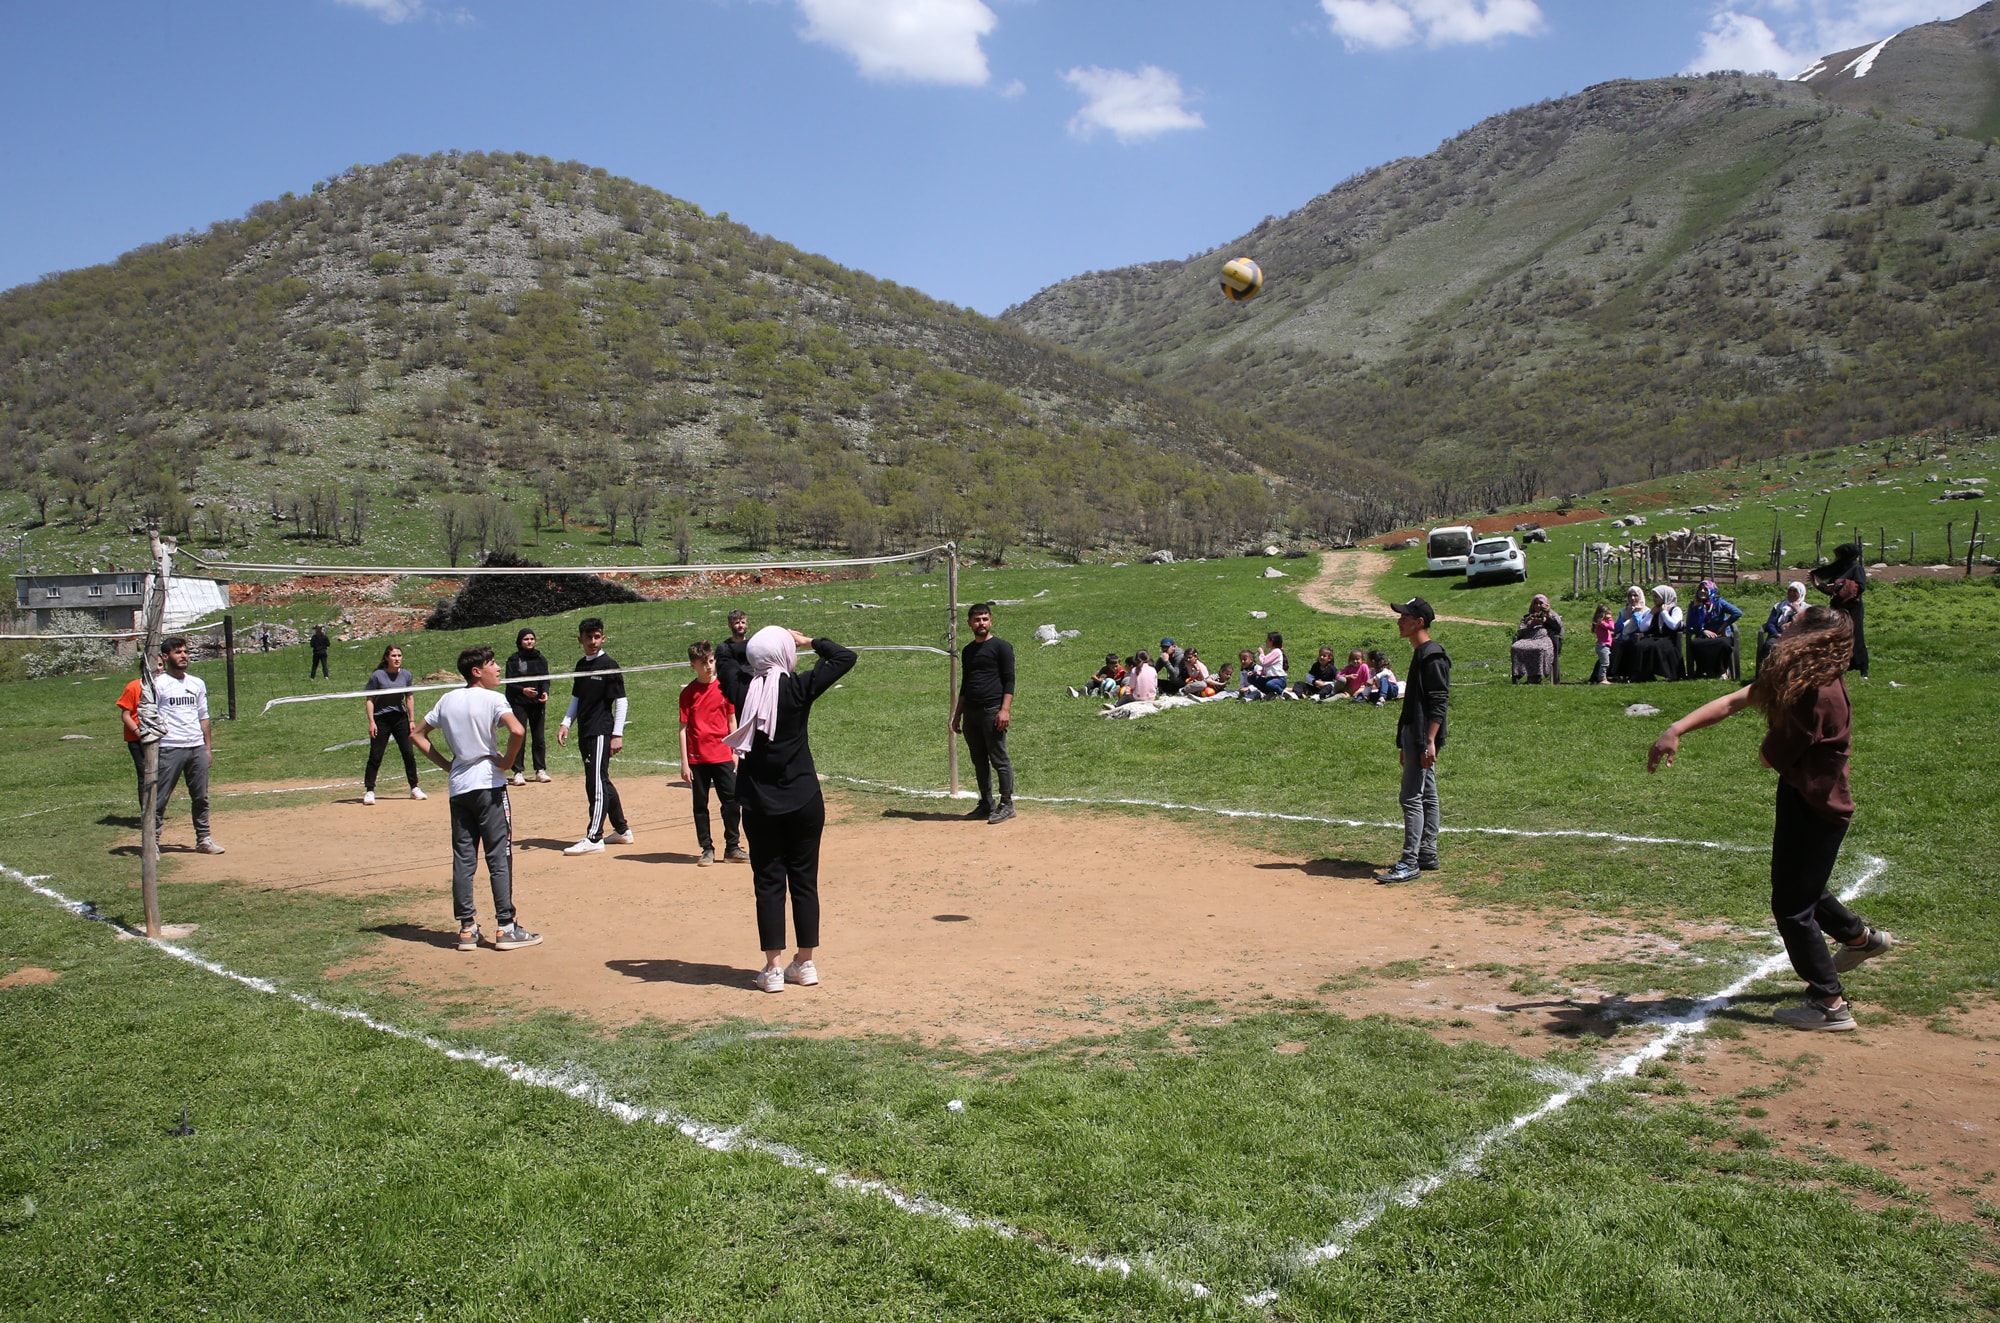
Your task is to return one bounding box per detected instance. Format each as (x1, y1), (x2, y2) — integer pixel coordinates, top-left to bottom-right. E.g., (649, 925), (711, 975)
(0, 0), (1951, 313)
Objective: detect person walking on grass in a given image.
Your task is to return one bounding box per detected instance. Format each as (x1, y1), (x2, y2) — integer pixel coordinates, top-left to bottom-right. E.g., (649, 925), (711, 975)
(504, 628), (552, 786)
(152, 635), (225, 855)
(679, 640), (745, 867)
(557, 617), (632, 855)
(717, 609), (751, 712)
(950, 602), (1016, 824)
(727, 626), (856, 993)
(1647, 605), (1890, 1031)
(1377, 598), (1449, 884)
(309, 625), (331, 680)
(412, 645), (539, 953)
(362, 644), (426, 806)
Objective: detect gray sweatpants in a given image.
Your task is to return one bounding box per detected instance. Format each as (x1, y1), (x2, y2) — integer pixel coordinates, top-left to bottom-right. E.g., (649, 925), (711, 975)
(450, 787), (515, 928)
(154, 744), (211, 842)
(1397, 726), (1440, 868)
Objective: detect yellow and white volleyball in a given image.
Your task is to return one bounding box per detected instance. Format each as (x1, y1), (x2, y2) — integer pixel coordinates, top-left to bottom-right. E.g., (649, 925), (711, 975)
(1219, 256), (1263, 301)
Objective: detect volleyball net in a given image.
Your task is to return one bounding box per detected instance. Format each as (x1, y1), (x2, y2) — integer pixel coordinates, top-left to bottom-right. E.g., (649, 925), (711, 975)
(169, 541), (972, 792)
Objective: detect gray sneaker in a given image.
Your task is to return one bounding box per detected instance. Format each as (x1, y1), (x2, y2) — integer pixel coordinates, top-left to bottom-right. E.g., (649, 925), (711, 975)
(492, 923), (543, 951)
(456, 923), (481, 953)
(1832, 927), (1892, 974)
(724, 846), (749, 863)
(1375, 862), (1421, 884)
(697, 848), (715, 867)
(988, 801), (1016, 825)
(1773, 999), (1856, 1032)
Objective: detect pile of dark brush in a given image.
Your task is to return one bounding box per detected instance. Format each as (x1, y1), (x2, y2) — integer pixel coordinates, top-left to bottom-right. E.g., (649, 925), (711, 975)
(423, 552), (642, 632)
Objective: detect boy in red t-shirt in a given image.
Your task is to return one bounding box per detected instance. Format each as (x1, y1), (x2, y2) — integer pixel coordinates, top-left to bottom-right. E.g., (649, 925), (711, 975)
(116, 676), (147, 808)
(678, 641), (744, 867)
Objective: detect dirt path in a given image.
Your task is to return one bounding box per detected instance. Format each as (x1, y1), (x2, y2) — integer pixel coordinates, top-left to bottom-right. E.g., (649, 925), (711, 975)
(1297, 551), (1503, 626)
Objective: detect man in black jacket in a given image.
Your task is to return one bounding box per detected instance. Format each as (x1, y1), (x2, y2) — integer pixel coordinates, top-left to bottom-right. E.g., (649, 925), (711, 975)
(717, 609), (751, 712)
(949, 603), (1016, 824)
(1378, 597), (1450, 883)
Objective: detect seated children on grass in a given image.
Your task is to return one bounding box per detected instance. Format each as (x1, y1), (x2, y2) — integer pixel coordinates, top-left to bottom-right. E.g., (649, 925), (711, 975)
(1244, 633), (1288, 700)
(1294, 646), (1342, 700)
(1078, 652), (1125, 698)
(1365, 650), (1399, 704)
(1328, 648), (1372, 702)
(1235, 649), (1262, 700)
(1114, 649), (1159, 707)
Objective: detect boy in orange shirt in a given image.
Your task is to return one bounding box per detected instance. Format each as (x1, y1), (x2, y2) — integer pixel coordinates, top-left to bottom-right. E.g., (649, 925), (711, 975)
(116, 675), (146, 808)
(679, 641), (744, 867)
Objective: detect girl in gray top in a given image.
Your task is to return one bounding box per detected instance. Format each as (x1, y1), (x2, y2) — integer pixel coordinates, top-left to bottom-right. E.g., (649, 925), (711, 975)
(363, 644), (427, 805)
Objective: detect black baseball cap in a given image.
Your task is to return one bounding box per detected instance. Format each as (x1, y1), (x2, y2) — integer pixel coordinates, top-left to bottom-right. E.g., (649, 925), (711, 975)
(1392, 597), (1435, 625)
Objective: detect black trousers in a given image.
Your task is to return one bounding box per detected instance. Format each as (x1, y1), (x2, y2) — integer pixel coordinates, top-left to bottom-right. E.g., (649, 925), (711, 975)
(961, 705), (1014, 805)
(507, 700), (547, 773)
(1844, 599), (1869, 678)
(310, 653), (330, 678)
(127, 740), (146, 809)
(365, 709), (419, 791)
(689, 761), (741, 853)
(1772, 780), (1866, 1001)
(580, 732), (626, 841)
(745, 795), (823, 952)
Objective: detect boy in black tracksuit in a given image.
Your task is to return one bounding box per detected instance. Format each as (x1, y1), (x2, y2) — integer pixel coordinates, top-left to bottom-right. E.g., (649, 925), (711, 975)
(557, 618), (631, 854)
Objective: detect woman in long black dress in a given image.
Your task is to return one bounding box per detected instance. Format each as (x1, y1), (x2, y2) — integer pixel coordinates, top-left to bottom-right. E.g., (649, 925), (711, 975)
(725, 626), (857, 994)
(1811, 542), (1869, 678)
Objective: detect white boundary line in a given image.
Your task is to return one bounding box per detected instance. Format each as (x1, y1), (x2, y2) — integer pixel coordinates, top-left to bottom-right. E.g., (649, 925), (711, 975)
(823, 776), (1760, 852)
(0, 862), (1213, 1303)
(1248, 852), (1888, 1304)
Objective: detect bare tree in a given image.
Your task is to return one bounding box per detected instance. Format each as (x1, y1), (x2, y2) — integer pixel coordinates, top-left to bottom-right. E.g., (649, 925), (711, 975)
(438, 498), (471, 567)
(629, 486), (655, 547)
(346, 482), (371, 545)
(673, 514), (692, 564)
(597, 482), (625, 544)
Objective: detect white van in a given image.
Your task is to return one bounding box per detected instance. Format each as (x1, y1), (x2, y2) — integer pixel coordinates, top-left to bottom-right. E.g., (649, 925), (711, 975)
(1425, 525), (1476, 573)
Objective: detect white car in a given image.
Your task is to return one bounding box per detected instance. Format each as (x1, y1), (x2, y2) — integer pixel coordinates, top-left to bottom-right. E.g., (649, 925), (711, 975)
(1425, 525), (1476, 573)
(1467, 535), (1528, 584)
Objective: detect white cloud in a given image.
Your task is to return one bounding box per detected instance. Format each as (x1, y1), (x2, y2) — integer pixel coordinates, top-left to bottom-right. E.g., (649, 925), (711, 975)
(1683, 2), (1945, 76)
(333, 0), (425, 22)
(1322, 0), (1545, 51)
(795, 0), (996, 85)
(1062, 65), (1205, 144)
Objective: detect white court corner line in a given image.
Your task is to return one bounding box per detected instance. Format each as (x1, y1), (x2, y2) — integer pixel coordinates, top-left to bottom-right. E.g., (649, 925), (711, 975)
(0, 863), (1214, 1304)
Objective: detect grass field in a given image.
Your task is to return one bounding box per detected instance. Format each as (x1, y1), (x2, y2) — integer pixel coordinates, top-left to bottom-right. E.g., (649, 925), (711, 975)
(3, 485), (1999, 1317)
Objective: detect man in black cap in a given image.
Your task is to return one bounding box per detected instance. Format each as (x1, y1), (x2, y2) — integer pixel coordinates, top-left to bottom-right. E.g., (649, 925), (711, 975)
(1378, 597), (1450, 883)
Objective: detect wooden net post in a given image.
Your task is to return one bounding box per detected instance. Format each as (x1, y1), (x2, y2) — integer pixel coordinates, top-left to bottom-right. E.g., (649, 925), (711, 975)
(138, 532), (172, 939)
(945, 546), (960, 797)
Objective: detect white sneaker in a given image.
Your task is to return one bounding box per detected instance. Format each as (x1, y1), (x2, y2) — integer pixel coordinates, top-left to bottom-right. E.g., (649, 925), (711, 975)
(362, 790), (376, 806)
(534, 770), (552, 783)
(563, 838), (605, 855)
(754, 966), (785, 993)
(409, 786), (428, 800)
(784, 959), (818, 986)
(195, 838), (225, 855)
(510, 772), (526, 787)
(606, 829), (635, 845)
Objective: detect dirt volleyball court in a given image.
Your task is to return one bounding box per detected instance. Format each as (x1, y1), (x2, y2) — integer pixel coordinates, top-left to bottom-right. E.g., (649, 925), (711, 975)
(143, 775), (1998, 1222)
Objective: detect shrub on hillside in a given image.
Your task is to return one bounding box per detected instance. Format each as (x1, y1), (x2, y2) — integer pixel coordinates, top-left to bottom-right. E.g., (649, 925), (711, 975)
(423, 552), (641, 632)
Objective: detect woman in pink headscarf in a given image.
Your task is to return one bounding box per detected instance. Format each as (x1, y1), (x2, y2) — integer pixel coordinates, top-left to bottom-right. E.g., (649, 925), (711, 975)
(724, 625), (856, 994)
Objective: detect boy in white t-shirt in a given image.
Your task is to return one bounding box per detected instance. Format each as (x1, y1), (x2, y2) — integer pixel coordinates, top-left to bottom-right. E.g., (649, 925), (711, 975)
(152, 635), (224, 854)
(413, 645), (540, 953)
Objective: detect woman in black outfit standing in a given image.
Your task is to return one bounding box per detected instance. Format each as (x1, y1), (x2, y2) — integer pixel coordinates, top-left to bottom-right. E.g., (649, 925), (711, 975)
(362, 644), (425, 805)
(504, 628), (552, 785)
(723, 625), (856, 994)
(1811, 542), (1869, 678)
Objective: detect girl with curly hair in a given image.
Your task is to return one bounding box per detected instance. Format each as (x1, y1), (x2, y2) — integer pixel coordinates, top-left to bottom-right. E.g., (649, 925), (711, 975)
(1645, 605), (1891, 1031)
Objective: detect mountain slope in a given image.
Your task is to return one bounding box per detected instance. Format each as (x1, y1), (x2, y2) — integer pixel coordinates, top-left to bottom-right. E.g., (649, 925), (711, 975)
(0, 153), (1416, 574)
(1005, 11), (2000, 505)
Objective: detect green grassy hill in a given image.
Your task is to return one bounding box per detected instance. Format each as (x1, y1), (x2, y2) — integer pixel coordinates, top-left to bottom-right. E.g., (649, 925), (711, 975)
(1005, 10), (2000, 504)
(0, 153), (1416, 580)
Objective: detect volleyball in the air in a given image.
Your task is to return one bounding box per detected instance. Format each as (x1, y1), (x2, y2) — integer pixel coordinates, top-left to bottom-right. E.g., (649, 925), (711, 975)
(1220, 256), (1263, 301)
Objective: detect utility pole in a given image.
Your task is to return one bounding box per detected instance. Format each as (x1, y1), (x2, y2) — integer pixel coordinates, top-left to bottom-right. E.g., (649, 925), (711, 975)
(945, 545), (960, 798)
